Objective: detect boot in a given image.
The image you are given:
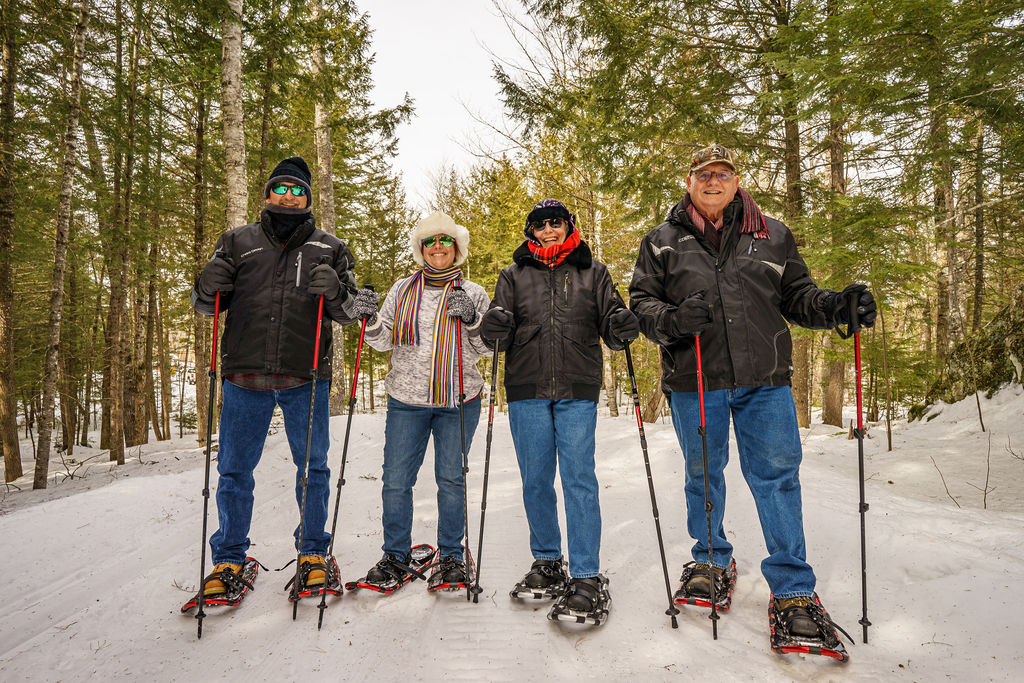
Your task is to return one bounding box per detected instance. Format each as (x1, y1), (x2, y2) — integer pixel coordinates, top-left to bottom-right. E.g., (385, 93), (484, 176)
(774, 596), (820, 638)
(524, 558), (567, 590)
(203, 562), (243, 596)
(299, 555), (327, 586)
(565, 576), (604, 613)
(366, 555), (410, 586)
(684, 563), (725, 598)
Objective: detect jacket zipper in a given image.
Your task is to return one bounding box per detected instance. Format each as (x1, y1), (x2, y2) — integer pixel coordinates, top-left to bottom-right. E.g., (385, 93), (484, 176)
(563, 272), (570, 306)
(550, 268), (557, 391)
(295, 252), (302, 287)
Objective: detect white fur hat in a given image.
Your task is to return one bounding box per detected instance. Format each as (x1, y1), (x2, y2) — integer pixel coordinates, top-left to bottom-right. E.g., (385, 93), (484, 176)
(410, 212), (470, 267)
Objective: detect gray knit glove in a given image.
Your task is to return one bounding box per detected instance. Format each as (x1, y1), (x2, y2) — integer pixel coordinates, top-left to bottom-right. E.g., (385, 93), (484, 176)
(352, 287), (380, 322)
(445, 288), (478, 325)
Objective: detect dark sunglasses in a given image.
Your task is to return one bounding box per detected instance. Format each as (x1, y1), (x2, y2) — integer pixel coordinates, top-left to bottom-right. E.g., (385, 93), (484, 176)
(271, 184), (307, 197)
(421, 235), (455, 248)
(529, 218), (565, 231)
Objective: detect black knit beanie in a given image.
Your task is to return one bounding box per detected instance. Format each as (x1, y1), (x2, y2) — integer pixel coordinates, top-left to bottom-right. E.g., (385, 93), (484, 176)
(524, 199), (576, 241)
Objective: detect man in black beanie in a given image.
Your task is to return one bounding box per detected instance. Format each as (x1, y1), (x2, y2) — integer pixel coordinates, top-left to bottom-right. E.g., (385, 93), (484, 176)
(184, 156), (357, 611)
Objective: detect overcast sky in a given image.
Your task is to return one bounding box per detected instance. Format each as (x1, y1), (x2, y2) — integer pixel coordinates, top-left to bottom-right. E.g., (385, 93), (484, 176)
(363, 0), (527, 208)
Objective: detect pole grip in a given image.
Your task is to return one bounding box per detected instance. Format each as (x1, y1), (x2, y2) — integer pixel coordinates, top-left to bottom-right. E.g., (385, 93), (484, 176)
(848, 291), (862, 335)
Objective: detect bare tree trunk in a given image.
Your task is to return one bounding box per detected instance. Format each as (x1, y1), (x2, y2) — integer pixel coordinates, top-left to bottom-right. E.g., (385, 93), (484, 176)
(971, 117), (985, 333)
(193, 90), (211, 445)
(221, 0), (247, 230)
(602, 347), (618, 417)
(146, 241), (162, 441)
(821, 74), (847, 428)
(34, 0), (90, 489)
(80, 279), (102, 447)
(257, 53), (273, 186)
(155, 293), (171, 439)
(0, 0), (22, 481)
(309, 0), (345, 415)
(779, 72), (810, 427)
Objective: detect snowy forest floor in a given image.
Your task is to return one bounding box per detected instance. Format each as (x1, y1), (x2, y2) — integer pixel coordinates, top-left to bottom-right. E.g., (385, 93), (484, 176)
(1, 384), (1023, 681)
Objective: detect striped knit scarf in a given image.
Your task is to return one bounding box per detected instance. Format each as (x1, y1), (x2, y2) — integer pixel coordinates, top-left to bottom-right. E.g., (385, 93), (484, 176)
(684, 186), (770, 242)
(392, 264), (464, 406)
(526, 227), (582, 268)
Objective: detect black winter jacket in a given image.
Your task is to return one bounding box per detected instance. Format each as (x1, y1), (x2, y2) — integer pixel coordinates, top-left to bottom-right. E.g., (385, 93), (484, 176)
(490, 240), (626, 403)
(629, 195), (834, 394)
(191, 211), (357, 380)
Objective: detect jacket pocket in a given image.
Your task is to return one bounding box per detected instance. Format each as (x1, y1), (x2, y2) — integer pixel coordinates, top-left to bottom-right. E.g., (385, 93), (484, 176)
(506, 323), (542, 384)
(563, 321), (601, 382)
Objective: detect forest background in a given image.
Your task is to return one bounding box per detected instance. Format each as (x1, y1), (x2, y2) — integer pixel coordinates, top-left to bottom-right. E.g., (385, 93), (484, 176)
(1, 0), (1022, 489)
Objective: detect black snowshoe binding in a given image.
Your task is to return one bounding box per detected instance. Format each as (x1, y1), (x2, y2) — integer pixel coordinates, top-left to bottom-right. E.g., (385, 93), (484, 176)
(674, 558), (737, 611)
(547, 574), (611, 626)
(344, 543), (437, 594)
(768, 593), (853, 662)
(181, 557), (261, 613)
(284, 554), (342, 601)
(427, 550), (475, 592)
(510, 558), (568, 600)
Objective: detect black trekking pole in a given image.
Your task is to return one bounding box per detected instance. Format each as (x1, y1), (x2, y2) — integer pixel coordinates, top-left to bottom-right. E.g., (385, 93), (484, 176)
(453, 285), (472, 601)
(291, 293), (326, 620)
(195, 290), (222, 639)
(624, 340), (680, 628)
(847, 298), (871, 643)
(317, 287), (371, 629)
(694, 333), (719, 639)
(612, 288), (678, 628)
(471, 343), (499, 603)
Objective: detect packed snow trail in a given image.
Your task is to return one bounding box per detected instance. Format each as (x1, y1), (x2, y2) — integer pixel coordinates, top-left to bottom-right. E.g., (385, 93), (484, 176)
(2, 387), (1023, 680)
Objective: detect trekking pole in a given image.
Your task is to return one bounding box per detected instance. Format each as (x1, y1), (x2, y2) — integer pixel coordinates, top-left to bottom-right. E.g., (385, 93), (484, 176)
(453, 285), (472, 601)
(613, 288), (678, 628)
(694, 333), (719, 639)
(292, 293), (326, 620)
(194, 290), (221, 639)
(848, 297), (871, 643)
(317, 286), (371, 630)
(471, 343), (499, 603)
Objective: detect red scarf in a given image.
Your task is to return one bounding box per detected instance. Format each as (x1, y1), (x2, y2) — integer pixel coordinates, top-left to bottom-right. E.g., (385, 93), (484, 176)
(527, 228), (581, 268)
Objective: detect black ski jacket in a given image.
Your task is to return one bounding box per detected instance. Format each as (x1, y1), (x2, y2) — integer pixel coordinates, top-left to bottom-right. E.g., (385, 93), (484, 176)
(629, 195), (834, 393)
(191, 211), (357, 380)
(490, 240), (626, 403)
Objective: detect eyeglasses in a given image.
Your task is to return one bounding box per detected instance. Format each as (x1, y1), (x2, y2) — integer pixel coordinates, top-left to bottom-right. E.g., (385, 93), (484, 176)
(421, 235), (455, 248)
(693, 170), (735, 183)
(529, 218), (565, 232)
(271, 184), (307, 197)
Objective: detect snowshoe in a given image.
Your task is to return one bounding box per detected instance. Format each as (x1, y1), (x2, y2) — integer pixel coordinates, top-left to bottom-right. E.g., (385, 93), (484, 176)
(768, 593), (852, 662)
(344, 543), (437, 594)
(509, 558), (567, 600)
(284, 554), (342, 601)
(181, 557), (261, 613)
(547, 574), (611, 626)
(427, 550), (475, 592)
(674, 558), (737, 611)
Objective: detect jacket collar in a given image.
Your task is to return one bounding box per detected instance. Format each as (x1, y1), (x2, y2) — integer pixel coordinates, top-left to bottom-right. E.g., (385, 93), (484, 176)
(260, 209), (317, 250)
(512, 239), (593, 270)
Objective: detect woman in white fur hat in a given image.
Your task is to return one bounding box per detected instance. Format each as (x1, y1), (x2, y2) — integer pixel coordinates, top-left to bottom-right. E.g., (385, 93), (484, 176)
(349, 212), (491, 593)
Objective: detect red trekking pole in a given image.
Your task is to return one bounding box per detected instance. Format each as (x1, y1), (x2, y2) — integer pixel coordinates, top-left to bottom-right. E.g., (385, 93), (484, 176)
(194, 290), (221, 638)
(291, 294), (326, 620)
(694, 333), (719, 639)
(317, 288), (371, 629)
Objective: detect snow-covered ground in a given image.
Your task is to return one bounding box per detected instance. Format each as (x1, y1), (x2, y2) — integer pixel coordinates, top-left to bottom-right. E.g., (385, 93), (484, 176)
(1, 384), (1023, 681)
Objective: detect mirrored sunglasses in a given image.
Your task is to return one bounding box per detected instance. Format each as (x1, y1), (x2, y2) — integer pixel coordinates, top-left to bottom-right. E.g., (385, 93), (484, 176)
(421, 235), (455, 248)
(271, 184), (307, 197)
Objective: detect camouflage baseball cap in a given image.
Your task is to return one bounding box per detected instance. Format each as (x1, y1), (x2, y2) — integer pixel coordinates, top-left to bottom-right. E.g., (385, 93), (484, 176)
(690, 144), (737, 173)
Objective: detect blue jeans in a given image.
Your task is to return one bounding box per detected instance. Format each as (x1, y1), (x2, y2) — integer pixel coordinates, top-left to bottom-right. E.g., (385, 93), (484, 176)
(508, 399), (601, 579)
(381, 396), (481, 561)
(210, 379), (332, 564)
(669, 386), (815, 598)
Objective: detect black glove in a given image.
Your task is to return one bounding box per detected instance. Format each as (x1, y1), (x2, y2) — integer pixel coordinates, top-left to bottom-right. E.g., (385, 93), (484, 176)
(608, 308), (639, 344)
(308, 263), (344, 300)
(829, 284), (877, 328)
(446, 288), (478, 325)
(352, 287), (379, 321)
(198, 256), (236, 297)
(481, 307), (514, 342)
(668, 294), (713, 338)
